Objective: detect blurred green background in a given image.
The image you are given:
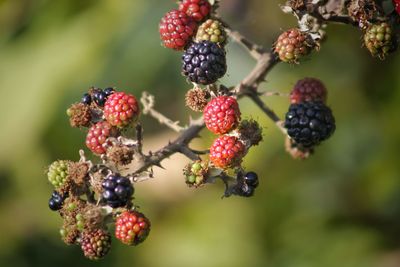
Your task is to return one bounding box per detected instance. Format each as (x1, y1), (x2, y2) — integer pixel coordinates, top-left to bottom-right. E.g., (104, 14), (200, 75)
(1, 0), (400, 266)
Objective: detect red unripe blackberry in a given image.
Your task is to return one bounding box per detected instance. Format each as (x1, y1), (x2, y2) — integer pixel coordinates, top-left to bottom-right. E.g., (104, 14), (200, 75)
(115, 211), (151, 246)
(204, 96), (241, 134)
(86, 121), (118, 154)
(274, 28), (312, 63)
(104, 92), (140, 127)
(179, 0), (212, 22)
(290, 78), (327, 104)
(159, 10), (197, 50)
(80, 228), (111, 260)
(209, 135), (246, 168)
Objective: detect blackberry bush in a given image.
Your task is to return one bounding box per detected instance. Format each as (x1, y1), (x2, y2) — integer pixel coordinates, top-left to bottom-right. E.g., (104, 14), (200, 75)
(45, 0), (398, 261)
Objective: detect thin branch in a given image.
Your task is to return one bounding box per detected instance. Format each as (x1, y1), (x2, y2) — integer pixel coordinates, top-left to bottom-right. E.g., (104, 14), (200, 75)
(135, 123), (143, 154)
(225, 27), (265, 60)
(247, 91), (287, 135)
(141, 91), (185, 132)
(259, 91), (290, 97)
(188, 148), (210, 155)
(180, 147), (201, 161)
(129, 117), (205, 174)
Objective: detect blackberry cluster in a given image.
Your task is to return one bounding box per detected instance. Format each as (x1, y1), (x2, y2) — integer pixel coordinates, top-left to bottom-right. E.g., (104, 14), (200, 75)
(235, 172), (259, 197)
(82, 87), (115, 107)
(284, 102), (335, 147)
(102, 174), (134, 208)
(49, 191), (66, 211)
(182, 40), (227, 85)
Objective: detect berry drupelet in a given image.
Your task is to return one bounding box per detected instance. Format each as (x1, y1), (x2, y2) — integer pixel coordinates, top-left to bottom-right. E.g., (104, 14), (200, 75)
(182, 40), (227, 85)
(243, 172), (259, 188)
(103, 87), (115, 97)
(93, 89), (107, 107)
(81, 93), (92, 105)
(284, 102), (336, 147)
(48, 191), (66, 211)
(102, 174), (134, 208)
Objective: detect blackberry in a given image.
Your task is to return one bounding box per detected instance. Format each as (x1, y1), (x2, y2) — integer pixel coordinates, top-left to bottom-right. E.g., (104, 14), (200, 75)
(81, 93), (92, 105)
(364, 22), (396, 59)
(47, 160), (69, 188)
(93, 89), (107, 107)
(104, 87), (115, 97)
(80, 228), (111, 260)
(102, 174), (134, 208)
(182, 41), (227, 85)
(48, 191), (65, 211)
(284, 102), (335, 147)
(244, 172), (259, 188)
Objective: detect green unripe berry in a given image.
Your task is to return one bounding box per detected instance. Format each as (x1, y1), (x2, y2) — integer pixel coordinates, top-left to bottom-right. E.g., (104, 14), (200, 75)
(47, 160), (69, 188)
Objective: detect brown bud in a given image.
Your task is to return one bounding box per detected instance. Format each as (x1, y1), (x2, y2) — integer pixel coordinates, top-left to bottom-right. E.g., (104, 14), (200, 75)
(185, 88), (210, 112)
(106, 145), (134, 166)
(66, 103), (91, 128)
(68, 161), (89, 187)
(347, 0), (380, 30)
(237, 119), (263, 147)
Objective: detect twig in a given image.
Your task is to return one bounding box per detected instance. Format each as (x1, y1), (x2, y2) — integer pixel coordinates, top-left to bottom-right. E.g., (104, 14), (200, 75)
(141, 91), (185, 133)
(247, 91), (287, 135)
(259, 91), (290, 97)
(135, 124), (143, 154)
(225, 27), (265, 60)
(129, 117), (205, 174)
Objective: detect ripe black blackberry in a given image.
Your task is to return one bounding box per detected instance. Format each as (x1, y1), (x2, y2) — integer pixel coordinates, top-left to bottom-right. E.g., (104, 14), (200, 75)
(182, 41), (227, 85)
(102, 174), (134, 208)
(48, 191), (65, 211)
(284, 102), (335, 147)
